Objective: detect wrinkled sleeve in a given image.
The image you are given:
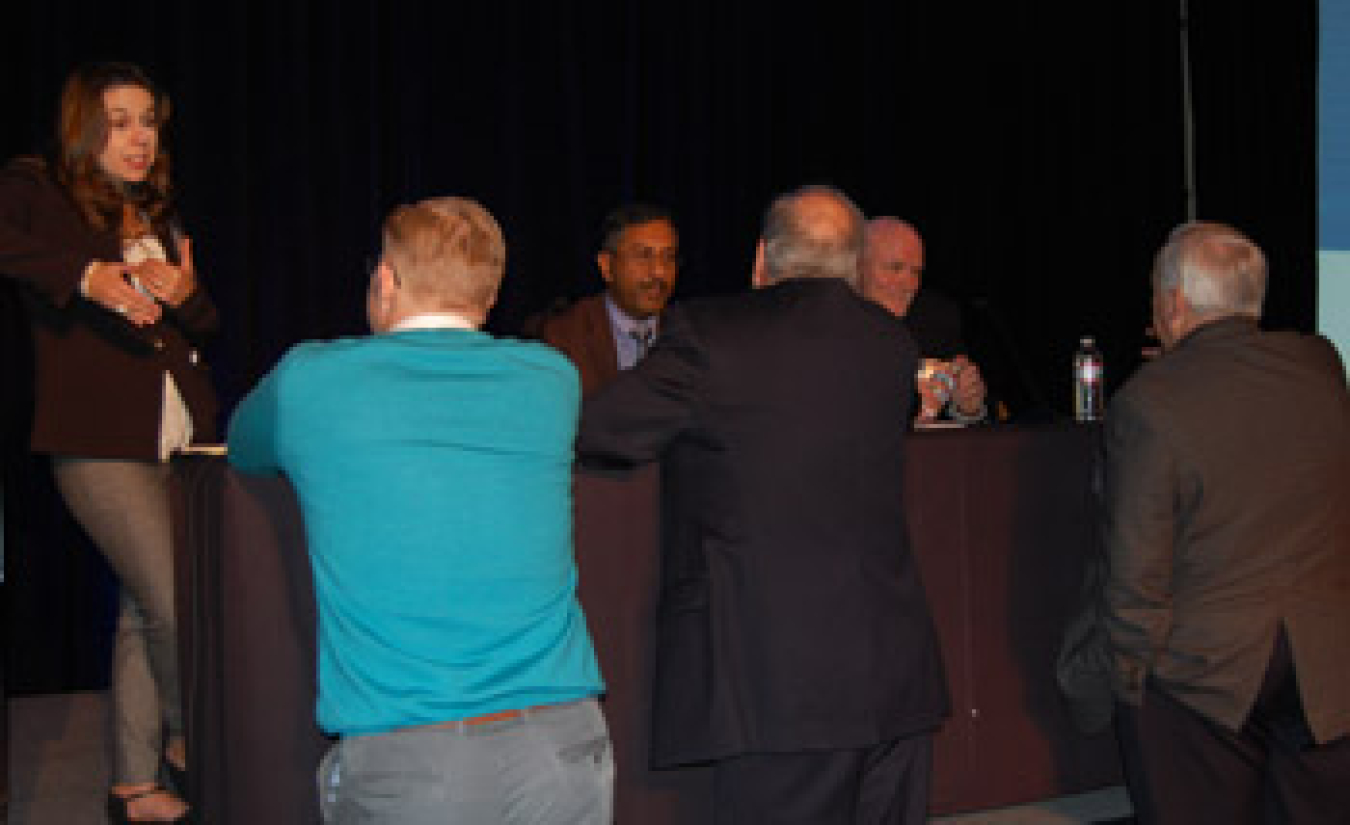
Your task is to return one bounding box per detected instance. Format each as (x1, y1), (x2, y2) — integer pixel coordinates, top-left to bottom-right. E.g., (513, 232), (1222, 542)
(226, 354), (290, 476)
(166, 279), (220, 345)
(576, 305), (707, 472)
(1100, 388), (1177, 703)
(159, 219), (220, 344)
(0, 163), (90, 307)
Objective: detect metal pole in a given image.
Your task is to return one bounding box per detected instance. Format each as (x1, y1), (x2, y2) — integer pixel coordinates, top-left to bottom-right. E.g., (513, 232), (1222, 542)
(1181, 0), (1198, 220)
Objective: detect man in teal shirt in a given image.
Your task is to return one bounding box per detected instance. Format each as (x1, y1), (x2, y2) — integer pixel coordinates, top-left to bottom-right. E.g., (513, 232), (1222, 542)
(228, 196), (609, 824)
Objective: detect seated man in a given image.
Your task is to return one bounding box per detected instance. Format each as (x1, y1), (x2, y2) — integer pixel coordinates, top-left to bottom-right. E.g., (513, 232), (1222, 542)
(531, 203), (680, 394)
(859, 216), (989, 424)
(228, 196), (611, 824)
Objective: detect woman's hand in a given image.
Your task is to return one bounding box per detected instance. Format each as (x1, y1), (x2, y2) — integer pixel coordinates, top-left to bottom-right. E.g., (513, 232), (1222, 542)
(83, 261), (162, 326)
(133, 237), (197, 308)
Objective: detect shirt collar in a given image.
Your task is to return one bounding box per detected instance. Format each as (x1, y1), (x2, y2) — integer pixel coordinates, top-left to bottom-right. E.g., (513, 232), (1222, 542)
(603, 293), (656, 335)
(390, 312), (477, 332)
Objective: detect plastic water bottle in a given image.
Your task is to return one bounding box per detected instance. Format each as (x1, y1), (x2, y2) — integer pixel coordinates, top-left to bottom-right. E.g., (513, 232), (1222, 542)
(1073, 336), (1104, 422)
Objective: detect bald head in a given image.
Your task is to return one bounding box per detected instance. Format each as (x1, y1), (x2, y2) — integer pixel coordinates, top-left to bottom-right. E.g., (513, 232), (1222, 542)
(859, 217), (925, 317)
(755, 185), (865, 288)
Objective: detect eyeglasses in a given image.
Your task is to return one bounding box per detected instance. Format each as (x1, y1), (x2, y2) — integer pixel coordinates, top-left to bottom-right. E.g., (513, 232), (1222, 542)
(615, 246), (681, 268)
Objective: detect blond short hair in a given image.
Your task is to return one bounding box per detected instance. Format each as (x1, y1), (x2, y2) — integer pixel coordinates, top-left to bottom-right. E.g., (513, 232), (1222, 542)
(381, 196), (506, 314)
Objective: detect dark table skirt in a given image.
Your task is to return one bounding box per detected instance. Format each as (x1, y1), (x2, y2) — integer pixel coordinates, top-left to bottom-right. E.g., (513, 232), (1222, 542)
(173, 423), (1120, 824)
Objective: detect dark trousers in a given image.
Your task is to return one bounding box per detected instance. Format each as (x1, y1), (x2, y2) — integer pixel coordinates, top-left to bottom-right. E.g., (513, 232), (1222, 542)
(1117, 631), (1350, 824)
(711, 733), (933, 825)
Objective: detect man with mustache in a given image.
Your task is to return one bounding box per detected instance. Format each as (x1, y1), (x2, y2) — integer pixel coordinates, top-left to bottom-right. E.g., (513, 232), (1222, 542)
(535, 203), (680, 394)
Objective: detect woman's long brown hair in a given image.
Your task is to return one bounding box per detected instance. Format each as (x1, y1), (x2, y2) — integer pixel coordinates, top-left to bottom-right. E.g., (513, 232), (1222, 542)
(54, 62), (172, 234)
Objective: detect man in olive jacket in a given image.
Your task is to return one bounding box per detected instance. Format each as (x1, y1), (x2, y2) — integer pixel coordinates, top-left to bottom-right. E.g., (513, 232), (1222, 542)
(1060, 221), (1350, 823)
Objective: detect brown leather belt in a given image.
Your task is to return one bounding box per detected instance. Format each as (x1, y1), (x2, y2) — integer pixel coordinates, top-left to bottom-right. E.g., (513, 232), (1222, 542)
(419, 705), (543, 731)
(365, 700), (587, 739)
(457, 708), (529, 726)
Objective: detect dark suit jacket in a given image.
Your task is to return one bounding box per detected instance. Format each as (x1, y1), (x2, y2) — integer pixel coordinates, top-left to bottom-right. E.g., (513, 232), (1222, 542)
(0, 158), (218, 458)
(904, 288), (967, 359)
(577, 277), (950, 767)
(1062, 318), (1350, 744)
(532, 293), (621, 396)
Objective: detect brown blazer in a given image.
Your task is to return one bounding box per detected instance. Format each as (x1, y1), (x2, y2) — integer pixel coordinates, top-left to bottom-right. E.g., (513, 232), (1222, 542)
(1065, 318), (1350, 743)
(531, 294), (620, 396)
(0, 158), (218, 459)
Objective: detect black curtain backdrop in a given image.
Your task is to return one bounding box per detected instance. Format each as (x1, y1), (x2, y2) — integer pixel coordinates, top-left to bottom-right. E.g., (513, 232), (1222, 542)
(1, 0), (1315, 691)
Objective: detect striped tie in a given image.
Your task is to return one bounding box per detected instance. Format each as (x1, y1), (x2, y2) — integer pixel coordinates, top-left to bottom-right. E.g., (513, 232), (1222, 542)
(630, 325), (655, 360)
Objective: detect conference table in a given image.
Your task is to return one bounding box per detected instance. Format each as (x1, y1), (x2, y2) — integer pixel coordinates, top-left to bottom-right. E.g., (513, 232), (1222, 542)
(172, 423), (1121, 824)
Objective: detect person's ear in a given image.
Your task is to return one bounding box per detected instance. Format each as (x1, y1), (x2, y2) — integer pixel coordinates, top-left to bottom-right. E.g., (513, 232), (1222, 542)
(597, 250), (615, 285)
(751, 240), (768, 288)
(379, 261), (401, 300)
(1155, 286), (1188, 347)
(375, 261), (401, 313)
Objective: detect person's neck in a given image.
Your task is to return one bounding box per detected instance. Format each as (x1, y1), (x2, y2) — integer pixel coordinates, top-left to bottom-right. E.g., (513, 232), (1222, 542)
(603, 293), (654, 327)
(1166, 312), (1253, 350)
(384, 307), (481, 332)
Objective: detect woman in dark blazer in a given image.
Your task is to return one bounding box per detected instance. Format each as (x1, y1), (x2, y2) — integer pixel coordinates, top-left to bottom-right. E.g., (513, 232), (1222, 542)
(0, 62), (217, 823)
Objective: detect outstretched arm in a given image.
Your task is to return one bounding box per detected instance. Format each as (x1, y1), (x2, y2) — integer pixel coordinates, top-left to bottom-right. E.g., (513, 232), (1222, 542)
(576, 305), (707, 471)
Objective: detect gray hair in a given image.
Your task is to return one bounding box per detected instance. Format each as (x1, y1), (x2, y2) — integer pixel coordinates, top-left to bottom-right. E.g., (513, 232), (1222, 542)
(760, 185), (865, 288)
(1153, 221), (1267, 319)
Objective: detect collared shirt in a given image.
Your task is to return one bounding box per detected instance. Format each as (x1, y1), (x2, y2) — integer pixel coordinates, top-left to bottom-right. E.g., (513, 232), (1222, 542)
(390, 312), (477, 332)
(603, 294), (658, 370)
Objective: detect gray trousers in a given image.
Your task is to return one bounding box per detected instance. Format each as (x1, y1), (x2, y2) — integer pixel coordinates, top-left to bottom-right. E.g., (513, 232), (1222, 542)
(318, 698), (614, 824)
(52, 458), (181, 786)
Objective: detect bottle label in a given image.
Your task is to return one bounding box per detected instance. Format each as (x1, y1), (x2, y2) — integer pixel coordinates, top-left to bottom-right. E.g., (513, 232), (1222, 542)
(1078, 363), (1103, 384)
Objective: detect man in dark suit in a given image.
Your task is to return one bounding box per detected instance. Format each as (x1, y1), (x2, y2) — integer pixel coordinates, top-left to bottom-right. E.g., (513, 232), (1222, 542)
(532, 203), (680, 394)
(577, 185), (949, 824)
(859, 217), (988, 424)
(1059, 221), (1350, 823)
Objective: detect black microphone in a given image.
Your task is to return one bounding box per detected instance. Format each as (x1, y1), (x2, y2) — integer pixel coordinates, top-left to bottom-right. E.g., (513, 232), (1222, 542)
(968, 296), (1060, 424)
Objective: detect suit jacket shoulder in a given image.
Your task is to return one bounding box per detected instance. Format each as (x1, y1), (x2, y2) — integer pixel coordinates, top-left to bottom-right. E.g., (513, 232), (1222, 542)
(0, 157), (112, 305)
(904, 288), (966, 359)
(533, 293), (619, 395)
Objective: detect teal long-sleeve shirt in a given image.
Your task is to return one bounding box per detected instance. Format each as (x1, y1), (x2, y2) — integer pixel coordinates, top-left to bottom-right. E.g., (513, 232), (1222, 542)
(227, 327), (602, 736)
